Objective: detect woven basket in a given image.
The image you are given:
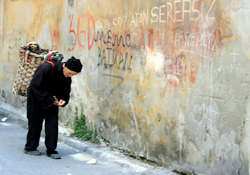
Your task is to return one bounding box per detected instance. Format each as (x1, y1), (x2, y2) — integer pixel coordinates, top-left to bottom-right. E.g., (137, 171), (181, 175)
(13, 42), (63, 97)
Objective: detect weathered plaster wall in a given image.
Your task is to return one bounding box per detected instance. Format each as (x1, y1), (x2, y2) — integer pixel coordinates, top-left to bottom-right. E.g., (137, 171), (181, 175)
(1, 0), (250, 174)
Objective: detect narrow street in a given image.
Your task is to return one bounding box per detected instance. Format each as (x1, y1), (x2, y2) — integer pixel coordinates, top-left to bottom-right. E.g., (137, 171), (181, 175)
(0, 116), (177, 175)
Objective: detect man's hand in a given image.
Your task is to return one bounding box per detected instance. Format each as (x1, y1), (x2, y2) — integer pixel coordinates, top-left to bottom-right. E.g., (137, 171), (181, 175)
(53, 96), (59, 105)
(57, 99), (66, 107)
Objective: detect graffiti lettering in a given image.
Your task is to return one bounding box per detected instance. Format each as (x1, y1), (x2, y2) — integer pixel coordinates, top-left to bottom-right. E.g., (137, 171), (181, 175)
(218, 63), (243, 74)
(162, 53), (199, 87)
(95, 30), (131, 48)
(131, 11), (149, 27)
(95, 31), (107, 44)
(151, 0), (203, 23)
(218, 50), (243, 74)
(68, 0), (74, 6)
(190, 0), (201, 21)
(97, 47), (132, 72)
(112, 35), (126, 47)
(68, 14), (77, 51)
(161, 30), (219, 59)
(150, 0), (216, 24)
(164, 54), (186, 87)
(151, 7), (160, 23)
(113, 16), (128, 26)
(193, 103), (218, 116)
(174, 0), (182, 22)
(68, 13), (95, 51)
(102, 74), (124, 94)
(205, 0), (216, 20)
(96, 21), (103, 30)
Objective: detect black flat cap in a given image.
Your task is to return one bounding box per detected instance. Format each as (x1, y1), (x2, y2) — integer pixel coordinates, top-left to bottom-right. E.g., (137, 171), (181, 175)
(65, 56), (82, 72)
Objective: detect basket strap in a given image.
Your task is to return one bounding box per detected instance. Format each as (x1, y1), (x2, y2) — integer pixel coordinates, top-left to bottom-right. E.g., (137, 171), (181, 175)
(45, 60), (55, 74)
(24, 50), (30, 63)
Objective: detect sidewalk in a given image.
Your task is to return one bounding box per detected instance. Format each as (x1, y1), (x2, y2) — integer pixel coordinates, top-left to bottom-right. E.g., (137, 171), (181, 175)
(0, 102), (177, 175)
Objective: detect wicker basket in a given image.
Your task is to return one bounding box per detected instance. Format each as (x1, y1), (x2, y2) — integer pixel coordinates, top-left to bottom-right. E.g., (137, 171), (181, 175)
(13, 42), (63, 97)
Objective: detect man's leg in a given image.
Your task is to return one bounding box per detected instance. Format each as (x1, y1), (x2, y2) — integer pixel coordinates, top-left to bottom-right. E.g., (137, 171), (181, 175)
(24, 92), (43, 155)
(44, 105), (60, 158)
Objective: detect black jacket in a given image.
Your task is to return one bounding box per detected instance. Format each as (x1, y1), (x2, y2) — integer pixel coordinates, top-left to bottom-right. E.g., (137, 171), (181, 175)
(28, 62), (71, 109)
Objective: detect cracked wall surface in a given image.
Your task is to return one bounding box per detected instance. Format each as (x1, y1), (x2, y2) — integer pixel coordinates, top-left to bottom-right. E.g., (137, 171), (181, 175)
(1, 0), (250, 174)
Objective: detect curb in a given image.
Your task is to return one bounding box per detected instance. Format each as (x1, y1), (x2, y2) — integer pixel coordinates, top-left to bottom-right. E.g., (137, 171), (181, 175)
(0, 105), (177, 175)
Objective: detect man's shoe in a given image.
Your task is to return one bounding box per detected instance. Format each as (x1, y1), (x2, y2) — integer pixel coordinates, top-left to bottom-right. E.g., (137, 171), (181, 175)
(47, 151), (61, 159)
(23, 149), (42, 156)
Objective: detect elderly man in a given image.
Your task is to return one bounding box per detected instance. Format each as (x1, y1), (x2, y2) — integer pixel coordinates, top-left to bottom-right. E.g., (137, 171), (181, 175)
(24, 56), (82, 159)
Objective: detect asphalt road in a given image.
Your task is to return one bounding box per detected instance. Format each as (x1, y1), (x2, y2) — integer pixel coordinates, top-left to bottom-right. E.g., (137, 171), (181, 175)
(0, 121), (142, 175)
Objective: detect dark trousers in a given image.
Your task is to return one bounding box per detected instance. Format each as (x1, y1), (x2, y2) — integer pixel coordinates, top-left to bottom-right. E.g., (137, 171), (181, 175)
(25, 91), (58, 154)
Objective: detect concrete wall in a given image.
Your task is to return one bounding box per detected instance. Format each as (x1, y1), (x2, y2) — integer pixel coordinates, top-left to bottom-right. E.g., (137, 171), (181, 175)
(1, 0), (250, 174)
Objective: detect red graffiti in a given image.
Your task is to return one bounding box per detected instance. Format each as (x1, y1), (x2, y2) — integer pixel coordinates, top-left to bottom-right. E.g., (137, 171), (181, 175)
(68, 14), (77, 51)
(88, 14), (95, 50)
(68, 13), (95, 51)
(50, 28), (60, 50)
(148, 29), (154, 51)
(190, 62), (197, 85)
(78, 14), (86, 48)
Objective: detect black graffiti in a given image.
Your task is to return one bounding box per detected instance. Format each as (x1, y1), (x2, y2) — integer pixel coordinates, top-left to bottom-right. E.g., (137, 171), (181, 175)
(95, 30), (131, 48)
(68, 0), (74, 6)
(112, 35), (126, 47)
(102, 74), (124, 94)
(95, 31), (107, 44)
(97, 47), (132, 72)
(125, 34), (131, 47)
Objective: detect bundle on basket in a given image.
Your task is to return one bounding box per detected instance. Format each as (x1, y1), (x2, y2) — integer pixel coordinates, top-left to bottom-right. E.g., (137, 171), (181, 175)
(13, 42), (64, 97)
